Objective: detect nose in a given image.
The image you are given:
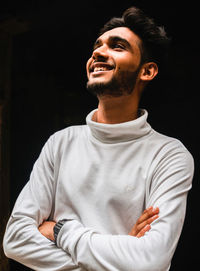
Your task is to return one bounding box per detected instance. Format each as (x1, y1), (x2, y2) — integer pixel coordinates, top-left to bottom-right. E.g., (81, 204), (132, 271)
(92, 45), (109, 61)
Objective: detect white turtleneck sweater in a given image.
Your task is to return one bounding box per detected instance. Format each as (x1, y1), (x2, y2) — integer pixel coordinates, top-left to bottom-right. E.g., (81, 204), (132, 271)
(3, 109), (194, 271)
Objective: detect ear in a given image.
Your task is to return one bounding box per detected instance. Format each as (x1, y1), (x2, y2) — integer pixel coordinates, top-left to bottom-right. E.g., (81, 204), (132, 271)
(139, 62), (158, 82)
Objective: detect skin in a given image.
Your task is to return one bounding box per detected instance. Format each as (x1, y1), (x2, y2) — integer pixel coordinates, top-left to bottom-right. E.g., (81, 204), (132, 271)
(39, 207), (159, 241)
(39, 27), (159, 240)
(86, 27), (158, 124)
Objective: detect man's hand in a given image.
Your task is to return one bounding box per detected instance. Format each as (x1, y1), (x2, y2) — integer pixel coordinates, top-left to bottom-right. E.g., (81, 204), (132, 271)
(38, 206), (159, 241)
(129, 206), (159, 238)
(38, 221), (56, 242)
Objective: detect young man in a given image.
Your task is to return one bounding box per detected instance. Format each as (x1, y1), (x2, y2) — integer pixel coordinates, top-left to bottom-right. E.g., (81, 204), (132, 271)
(3, 7), (194, 271)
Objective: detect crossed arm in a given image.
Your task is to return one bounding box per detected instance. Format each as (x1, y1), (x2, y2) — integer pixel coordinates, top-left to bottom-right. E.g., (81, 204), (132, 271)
(39, 206), (159, 241)
(36, 143), (193, 271)
(3, 137), (194, 271)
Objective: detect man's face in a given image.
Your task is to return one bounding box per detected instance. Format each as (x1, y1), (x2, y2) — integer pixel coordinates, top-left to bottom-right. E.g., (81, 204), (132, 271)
(86, 27), (142, 97)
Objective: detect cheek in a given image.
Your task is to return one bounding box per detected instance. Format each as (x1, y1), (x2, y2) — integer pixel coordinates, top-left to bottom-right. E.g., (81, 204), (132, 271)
(86, 58), (92, 77)
(115, 53), (141, 72)
(116, 62), (138, 74)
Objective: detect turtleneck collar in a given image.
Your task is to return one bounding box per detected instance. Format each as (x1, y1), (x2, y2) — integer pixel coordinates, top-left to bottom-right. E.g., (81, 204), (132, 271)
(86, 109), (152, 144)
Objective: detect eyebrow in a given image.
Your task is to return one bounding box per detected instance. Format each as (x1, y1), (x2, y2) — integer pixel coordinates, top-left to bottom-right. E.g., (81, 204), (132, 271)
(93, 35), (133, 51)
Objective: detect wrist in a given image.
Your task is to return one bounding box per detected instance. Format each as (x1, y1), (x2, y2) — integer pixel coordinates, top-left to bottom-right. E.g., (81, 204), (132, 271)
(53, 219), (68, 245)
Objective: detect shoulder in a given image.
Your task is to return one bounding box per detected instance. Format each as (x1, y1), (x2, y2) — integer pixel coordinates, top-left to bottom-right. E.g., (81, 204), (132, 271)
(52, 124), (88, 140)
(150, 129), (192, 155)
(43, 125), (88, 157)
(149, 130), (194, 179)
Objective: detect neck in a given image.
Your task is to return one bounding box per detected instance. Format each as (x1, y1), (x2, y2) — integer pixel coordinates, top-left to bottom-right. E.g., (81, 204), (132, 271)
(93, 92), (140, 124)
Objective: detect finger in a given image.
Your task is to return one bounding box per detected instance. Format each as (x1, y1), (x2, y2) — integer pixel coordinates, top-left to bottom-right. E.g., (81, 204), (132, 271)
(142, 207), (159, 220)
(137, 214), (159, 232)
(137, 207), (159, 224)
(142, 206), (153, 215)
(129, 207), (159, 237)
(137, 208), (152, 224)
(136, 224), (151, 238)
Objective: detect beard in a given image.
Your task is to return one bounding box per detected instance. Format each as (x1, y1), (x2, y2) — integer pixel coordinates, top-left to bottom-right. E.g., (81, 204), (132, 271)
(86, 69), (140, 98)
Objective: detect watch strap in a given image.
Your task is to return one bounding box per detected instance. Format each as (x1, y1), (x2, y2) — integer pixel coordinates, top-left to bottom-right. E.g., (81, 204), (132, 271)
(53, 219), (68, 244)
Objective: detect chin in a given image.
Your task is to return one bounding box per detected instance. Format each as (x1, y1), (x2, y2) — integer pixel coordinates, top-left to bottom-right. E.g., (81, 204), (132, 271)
(86, 77), (122, 97)
(87, 76), (113, 89)
(88, 78), (111, 86)
(89, 72), (113, 81)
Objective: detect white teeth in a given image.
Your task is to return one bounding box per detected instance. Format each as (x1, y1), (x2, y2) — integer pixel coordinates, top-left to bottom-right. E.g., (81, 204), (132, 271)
(94, 67), (107, 72)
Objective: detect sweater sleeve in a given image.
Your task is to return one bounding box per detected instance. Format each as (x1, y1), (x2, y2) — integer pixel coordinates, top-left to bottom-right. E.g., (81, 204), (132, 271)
(3, 136), (82, 271)
(55, 146), (194, 271)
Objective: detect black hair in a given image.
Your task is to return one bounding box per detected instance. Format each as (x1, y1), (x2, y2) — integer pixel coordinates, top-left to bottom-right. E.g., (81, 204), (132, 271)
(99, 7), (171, 70)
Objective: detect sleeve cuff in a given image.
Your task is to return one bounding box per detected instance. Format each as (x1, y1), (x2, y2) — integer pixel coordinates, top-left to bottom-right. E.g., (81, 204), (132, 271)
(53, 219), (68, 245)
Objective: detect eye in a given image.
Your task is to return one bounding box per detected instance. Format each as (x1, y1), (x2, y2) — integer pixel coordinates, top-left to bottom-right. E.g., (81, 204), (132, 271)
(92, 40), (102, 52)
(112, 43), (125, 50)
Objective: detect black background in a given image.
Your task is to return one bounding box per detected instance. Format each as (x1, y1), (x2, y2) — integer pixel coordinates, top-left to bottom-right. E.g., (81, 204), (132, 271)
(1, 0), (199, 270)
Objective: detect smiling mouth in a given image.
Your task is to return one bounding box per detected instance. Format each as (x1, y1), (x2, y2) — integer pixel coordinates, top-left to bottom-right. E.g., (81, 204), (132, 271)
(93, 66), (111, 72)
(89, 62), (114, 74)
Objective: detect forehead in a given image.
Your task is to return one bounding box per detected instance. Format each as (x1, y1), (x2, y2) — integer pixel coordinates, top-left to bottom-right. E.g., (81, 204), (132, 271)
(98, 27), (141, 48)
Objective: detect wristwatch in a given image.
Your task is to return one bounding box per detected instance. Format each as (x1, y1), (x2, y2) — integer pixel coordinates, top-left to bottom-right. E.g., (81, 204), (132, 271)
(53, 219), (68, 244)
